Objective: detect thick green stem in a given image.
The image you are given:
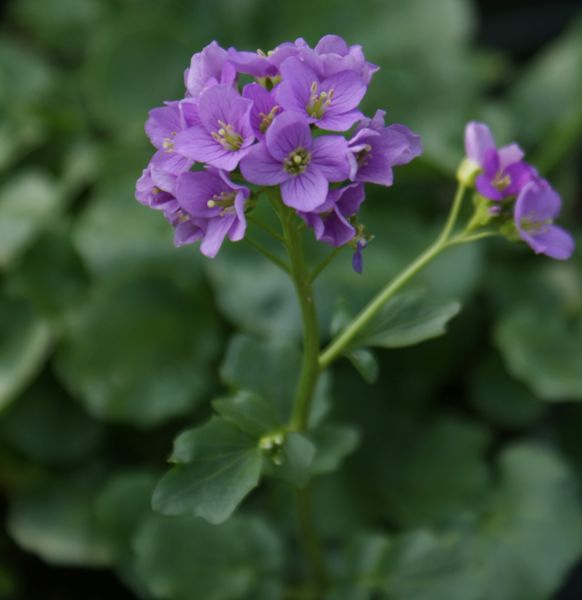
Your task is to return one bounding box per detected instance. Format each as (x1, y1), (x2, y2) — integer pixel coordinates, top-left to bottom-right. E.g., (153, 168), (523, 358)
(319, 184), (466, 369)
(274, 197), (327, 596)
(279, 207), (321, 431)
(295, 488), (327, 595)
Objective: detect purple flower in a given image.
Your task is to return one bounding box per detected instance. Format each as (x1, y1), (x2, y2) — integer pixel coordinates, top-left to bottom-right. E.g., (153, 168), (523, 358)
(514, 180), (575, 260)
(242, 83), (281, 139)
(173, 85), (255, 171)
(349, 110), (422, 186)
(294, 35), (378, 85)
(240, 112), (351, 211)
(465, 121), (536, 201)
(299, 183), (365, 247)
(144, 101), (198, 174)
(275, 57), (367, 131)
(184, 41), (237, 99)
(227, 42), (302, 78)
(175, 168), (250, 258)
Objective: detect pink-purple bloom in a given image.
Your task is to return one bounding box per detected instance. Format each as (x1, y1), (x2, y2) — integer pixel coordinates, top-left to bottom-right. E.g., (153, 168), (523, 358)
(137, 36), (421, 263)
(463, 121), (574, 261)
(240, 112), (351, 211)
(276, 57), (367, 131)
(349, 110), (422, 186)
(514, 180), (574, 260)
(464, 121), (535, 201)
(174, 85), (255, 171)
(176, 168), (250, 258)
(299, 183), (365, 247)
(184, 41), (237, 99)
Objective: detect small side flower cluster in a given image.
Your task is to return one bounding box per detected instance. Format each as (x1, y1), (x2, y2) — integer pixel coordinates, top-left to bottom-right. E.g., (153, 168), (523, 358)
(461, 121), (575, 260)
(136, 36), (422, 267)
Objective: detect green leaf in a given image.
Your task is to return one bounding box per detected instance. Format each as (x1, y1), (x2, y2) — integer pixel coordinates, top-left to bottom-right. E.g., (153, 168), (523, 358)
(220, 334), (331, 427)
(0, 375), (103, 465)
(469, 355), (544, 428)
(349, 289), (461, 350)
(0, 171), (61, 269)
(55, 277), (221, 428)
(134, 514), (282, 600)
(6, 224), (89, 322)
(7, 473), (114, 567)
(153, 417), (263, 524)
(212, 391), (280, 437)
(96, 470), (156, 561)
(382, 416), (491, 527)
(74, 176), (203, 285)
(374, 444), (582, 600)
(311, 425), (361, 476)
(495, 307), (582, 400)
(510, 16), (582, 149)
(0, 297), (51, 412)
(207, 241), (300, 339)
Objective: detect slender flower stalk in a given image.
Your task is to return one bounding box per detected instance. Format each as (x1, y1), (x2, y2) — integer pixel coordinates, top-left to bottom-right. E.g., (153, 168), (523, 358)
(319, 184), (468, 369)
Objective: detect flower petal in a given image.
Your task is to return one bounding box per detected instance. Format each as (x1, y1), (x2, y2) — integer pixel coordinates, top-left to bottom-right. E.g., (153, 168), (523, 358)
(281, 169), (328, 211)
(200, 214), (237, 258)
(265, 112), (313, 160)
(498, 143), (524, 171)
(240, 142), (287, 185)
(465, 121), (496, 166)
(175, 170), (225, 218)
(311, 135), (351, 181)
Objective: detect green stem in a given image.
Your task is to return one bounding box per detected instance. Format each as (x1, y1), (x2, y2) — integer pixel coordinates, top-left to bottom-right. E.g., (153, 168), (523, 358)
(278, 207), (321, 431)
(319, 184), (467, 369)
(244, 237), (291, 274)
(274, 197), (327, 596)
(295, 488), (328, 595)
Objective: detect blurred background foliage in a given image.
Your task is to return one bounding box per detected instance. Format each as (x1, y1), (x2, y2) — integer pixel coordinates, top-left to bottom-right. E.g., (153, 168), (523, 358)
(0, 0), (581, 598)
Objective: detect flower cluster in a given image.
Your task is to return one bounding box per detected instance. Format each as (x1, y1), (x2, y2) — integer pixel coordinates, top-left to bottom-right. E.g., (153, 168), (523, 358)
(136, 36), (422, 265)
(462, 121), (574, 260)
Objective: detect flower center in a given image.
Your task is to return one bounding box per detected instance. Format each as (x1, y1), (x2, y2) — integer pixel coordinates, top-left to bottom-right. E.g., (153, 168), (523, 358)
(284, 148), (311, 175)
(355, 144), (373, 167)
(307, 82), (333, 119)
(207, 191), (237, 216)
(211, 120), (243, 151)
(162, 131), (177, 153)
(521, 216), (552, 234)
(493, 171), (511, 192)
(258, 106), (280, 133)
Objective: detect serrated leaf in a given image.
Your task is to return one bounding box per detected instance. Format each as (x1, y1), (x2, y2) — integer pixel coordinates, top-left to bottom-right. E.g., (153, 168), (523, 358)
(213, 391), (280, 437)
(153, 418), (262, 524)
(350, 289), (461, 350)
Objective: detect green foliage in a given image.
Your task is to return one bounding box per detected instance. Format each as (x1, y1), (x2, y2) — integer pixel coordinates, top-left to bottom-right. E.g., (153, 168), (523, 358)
(0, 0), (581, 598)
(350, 289), (461, 349)
(153, 417), (263, 524)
